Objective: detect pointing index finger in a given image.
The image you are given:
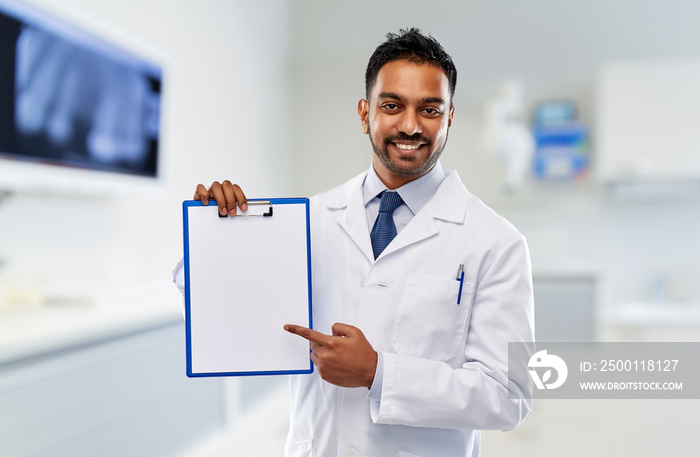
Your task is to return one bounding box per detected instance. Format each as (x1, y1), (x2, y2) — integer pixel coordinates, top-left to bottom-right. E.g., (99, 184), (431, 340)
(284, 325), (330, 345)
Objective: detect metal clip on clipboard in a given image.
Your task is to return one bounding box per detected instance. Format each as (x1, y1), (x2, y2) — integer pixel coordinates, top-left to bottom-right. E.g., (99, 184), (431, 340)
(218, 200), (273, 218)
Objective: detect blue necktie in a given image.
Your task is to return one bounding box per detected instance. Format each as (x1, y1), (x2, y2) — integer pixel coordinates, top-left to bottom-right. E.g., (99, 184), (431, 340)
(370, 191), (404, 259)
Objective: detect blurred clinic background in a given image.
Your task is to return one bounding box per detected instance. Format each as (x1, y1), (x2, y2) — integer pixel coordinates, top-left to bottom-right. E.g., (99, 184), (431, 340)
(1, 0), (700, 456)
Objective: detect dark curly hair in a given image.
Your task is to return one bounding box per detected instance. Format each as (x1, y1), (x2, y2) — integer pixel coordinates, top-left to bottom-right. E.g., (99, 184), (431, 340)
(365, 28), (457, 103)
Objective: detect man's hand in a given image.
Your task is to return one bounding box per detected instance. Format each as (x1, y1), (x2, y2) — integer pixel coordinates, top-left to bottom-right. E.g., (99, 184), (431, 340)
(284, 323), (378, 388)
(194, 181), (248, 217)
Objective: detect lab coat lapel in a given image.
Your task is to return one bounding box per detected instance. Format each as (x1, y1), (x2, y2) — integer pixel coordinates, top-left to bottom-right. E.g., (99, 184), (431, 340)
(378, 206), (438, 259)
(378, 171), (468, 260)
(334, 175), (375, 264)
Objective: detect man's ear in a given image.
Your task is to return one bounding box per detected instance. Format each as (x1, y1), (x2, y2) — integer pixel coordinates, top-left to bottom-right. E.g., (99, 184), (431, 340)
(358, 99), (369, 134)
(448, 104), (455, 128)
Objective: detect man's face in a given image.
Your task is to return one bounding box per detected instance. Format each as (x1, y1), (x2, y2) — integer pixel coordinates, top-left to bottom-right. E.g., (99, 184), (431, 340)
(358, 59), (455, 189)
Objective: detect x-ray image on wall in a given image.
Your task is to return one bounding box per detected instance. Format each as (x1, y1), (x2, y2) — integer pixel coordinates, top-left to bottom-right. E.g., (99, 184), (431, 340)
(0, 7), (161, 178)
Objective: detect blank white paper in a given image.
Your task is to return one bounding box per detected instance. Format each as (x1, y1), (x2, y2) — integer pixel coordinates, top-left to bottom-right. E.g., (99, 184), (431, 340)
(184, 200), (311, 376)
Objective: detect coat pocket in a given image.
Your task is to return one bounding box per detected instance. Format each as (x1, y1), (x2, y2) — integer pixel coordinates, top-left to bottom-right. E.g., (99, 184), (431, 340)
(391, 274), (474, 361)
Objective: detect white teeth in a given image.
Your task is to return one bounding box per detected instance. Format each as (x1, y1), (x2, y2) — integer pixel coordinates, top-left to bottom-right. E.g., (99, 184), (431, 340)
(395, 143), (420, 150)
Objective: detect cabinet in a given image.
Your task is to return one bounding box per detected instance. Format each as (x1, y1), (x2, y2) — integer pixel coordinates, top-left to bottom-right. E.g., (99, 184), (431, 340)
(596, 59), (700, 198)
(0, 314), (224, 457)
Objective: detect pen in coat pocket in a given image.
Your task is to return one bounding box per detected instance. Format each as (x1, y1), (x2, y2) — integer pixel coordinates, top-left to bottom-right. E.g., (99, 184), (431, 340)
(456, 264), (464, 305)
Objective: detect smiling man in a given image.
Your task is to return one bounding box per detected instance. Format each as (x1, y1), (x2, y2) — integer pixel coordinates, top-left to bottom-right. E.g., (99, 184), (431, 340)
(177, 28), (535, 457)
(360, 58), (454, 188)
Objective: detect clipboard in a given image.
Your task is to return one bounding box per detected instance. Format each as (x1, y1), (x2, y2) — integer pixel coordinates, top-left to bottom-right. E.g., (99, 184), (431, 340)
(182, 198), (313, 377)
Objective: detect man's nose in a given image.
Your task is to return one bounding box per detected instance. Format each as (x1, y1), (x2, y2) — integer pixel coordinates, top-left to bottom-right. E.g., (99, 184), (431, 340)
(396, 110), (422, 136)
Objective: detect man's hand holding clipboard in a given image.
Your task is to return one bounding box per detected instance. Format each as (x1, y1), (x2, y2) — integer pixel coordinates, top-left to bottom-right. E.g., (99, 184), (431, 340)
(194, 180), (248, 217)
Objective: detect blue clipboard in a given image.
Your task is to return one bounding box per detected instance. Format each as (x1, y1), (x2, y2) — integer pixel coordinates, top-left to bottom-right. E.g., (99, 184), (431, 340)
(183, 198), (313, 377)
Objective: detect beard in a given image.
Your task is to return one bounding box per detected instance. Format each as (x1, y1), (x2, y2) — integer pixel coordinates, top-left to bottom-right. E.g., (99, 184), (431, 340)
(368, 125), (448, 178)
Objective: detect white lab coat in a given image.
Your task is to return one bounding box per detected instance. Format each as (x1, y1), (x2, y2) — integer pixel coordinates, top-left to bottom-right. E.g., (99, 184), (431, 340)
(284, 170), (534, 457)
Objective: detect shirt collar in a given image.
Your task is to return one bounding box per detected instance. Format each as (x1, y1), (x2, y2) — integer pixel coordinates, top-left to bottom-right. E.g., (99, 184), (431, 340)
(362, 160), (447, 215)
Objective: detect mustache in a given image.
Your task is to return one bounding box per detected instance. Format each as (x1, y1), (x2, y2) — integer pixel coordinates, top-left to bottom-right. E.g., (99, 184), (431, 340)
(384, 132), (432, 146)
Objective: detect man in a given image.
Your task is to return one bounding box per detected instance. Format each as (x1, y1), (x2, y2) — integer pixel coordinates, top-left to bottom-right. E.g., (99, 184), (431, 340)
(176, 28), (534, 457)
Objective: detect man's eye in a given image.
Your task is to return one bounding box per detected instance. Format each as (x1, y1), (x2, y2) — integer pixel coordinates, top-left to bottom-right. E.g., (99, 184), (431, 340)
(423, 108), (440, 115)
(383, 104), (398, 110)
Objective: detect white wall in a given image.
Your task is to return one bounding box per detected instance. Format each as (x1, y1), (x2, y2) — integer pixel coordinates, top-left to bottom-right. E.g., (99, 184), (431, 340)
(0, 0), (291, 302)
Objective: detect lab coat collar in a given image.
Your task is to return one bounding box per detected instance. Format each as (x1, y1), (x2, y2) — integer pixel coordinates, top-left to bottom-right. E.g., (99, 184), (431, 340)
(325, 168), (467, 216)
(326, 171), (367, 210)
(329, 170), (469, 263)
(430, 170), (469, 224)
